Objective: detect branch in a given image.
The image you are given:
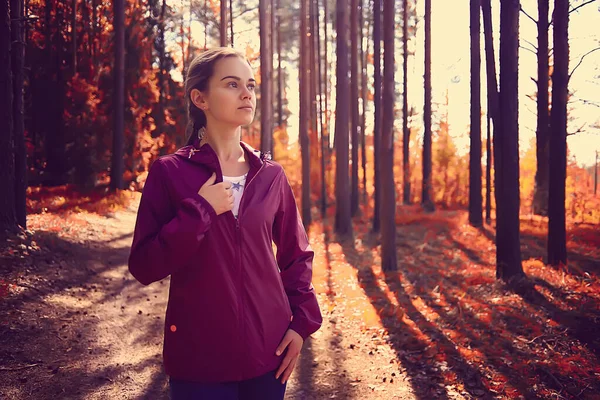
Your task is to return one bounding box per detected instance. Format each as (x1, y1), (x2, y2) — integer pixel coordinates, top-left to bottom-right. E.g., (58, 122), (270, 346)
(520, 6), (538, 24)
(567, 123), (587, 136)
(569, 0), (598, 14)
(569, 47), (600, 82)
(520, 45), (537, 56)
(523, 38), (538, 52)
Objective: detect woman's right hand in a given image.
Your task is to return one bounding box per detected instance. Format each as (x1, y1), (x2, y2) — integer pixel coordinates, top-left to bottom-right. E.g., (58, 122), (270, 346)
(198, 173), (233, 215)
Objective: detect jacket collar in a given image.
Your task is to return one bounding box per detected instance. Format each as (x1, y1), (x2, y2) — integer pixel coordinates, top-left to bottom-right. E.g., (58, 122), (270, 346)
(174, 138), (268, 177)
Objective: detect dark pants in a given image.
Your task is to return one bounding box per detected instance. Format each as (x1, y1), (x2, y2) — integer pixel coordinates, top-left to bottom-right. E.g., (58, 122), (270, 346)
(169, 370), (287, 400)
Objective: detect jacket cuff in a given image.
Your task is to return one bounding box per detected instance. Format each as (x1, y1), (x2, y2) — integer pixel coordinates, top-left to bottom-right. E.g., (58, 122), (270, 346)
(289, 316), (319, 341)
(181, 193), (218, 222)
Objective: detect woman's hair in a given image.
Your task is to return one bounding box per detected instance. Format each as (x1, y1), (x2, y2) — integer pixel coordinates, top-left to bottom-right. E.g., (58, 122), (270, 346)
(184, 47), (249, 145)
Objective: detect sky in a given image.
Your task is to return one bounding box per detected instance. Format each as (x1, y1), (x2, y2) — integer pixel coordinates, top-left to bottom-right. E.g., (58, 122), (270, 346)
(176, 0), (600, 167)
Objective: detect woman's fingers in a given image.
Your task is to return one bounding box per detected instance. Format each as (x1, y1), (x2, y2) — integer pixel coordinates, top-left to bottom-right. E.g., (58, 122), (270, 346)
(281, 356), (297, 383)
(275, 354), (291, 380)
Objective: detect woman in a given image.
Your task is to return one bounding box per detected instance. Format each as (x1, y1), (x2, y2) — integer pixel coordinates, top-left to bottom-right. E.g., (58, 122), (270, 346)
(128, 47), (322, 399)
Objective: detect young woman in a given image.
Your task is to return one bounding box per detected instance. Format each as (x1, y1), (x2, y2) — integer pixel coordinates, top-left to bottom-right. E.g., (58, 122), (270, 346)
(128, 47), (322, 399)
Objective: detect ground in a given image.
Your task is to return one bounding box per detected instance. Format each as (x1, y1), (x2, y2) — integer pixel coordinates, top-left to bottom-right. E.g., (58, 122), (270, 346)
(1, 192), (599, 399)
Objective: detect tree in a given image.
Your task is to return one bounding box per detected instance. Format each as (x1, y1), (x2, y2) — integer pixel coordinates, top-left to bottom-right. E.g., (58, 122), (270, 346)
(220, 0), (228, 46)
(259, 0), (273, 154)
(300, 0), (311, 224)
(547, 0), (568, 266)
(0, 0), (17, 231)
(11, 0), (26, 228)
(359, 0), (368, 201)
(335, 0), (351, 236)
(532, 0), (550, 216)
(402, 0), (411, 205)
(350, 0), (359, 216)
(381, 0), (397, 271)
(496, 0), (523, 280)
(371, 0), (382, 232)
(469, 0), (483, 226)
(422, 0), (434, 212)
(110, 0), (125, 191)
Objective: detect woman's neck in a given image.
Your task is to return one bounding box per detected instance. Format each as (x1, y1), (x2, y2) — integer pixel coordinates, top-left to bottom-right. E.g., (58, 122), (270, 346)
(202, 124), (243, 163)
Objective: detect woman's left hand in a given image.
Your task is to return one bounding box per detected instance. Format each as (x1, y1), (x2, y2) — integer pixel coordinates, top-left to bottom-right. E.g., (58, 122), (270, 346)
(274, 329), (304, 384)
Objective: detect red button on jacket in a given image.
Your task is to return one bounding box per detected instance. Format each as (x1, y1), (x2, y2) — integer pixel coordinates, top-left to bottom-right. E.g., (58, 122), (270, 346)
(128, 140), (322, 383)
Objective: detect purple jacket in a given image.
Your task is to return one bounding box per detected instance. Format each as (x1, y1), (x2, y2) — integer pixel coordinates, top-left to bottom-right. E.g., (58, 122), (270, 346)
(128, 140), (322, 383)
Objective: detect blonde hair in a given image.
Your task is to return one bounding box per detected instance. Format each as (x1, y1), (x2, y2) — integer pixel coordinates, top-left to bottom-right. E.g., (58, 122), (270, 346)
(184, 47), (249, 145)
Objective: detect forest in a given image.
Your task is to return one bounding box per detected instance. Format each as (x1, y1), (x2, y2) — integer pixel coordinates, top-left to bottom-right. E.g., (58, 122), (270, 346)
(1, 0), (600, 399)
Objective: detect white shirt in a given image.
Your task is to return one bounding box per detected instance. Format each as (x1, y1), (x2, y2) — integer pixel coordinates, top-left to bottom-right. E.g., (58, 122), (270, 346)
(223, 172), (248, 218)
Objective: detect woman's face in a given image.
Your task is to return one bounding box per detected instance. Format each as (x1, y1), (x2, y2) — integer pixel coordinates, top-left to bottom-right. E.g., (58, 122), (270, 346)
(192, 56), (257, 129)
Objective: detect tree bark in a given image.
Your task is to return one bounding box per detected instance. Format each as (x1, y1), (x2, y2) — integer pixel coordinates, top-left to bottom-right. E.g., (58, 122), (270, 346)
(533, 0), (550, 216)
(496, 0), (523, 280)
(486, 102), (492, 224)
(316, 0), (327, 218)
(422, 0), (434, 212)
(11, 0), (26, 228)
(371, 0), (381, 233)
(334, 0), (351, 236)
(381, 0), (397, 271)
(469, 0), (483, 227)
(350, 0), (359, 216)
(276, 0), (283, 128)
(259, 0), (273, 155)
(110, 0), (125, 191)
(402, 0), (411, 205)
(300, 0), (311, 224)
(359, 0), (368, 202)
(220, 0), (227, 46)
(547, 0), (568, 266)
(0, 0), (17, 231)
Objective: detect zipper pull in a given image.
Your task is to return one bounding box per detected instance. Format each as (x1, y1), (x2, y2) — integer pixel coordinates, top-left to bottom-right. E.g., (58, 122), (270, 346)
(188, 148), (197, 159)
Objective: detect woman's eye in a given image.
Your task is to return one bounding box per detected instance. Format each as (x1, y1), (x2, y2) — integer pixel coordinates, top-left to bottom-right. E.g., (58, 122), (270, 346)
(228, 81), (238, 88)
(247, 85), (256, 91)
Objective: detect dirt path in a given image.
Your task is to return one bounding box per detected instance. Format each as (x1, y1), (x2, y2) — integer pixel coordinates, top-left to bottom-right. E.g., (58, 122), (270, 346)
(1, 202), (459, 400)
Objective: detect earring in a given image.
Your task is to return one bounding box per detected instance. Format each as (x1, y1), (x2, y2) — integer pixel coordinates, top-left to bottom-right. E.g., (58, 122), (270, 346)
(198, 126), (206, 141)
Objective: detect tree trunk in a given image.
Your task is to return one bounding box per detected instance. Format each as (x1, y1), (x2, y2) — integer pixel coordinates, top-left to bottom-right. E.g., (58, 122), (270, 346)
(496, 0), (523, 280)
(156, 0), (166, 138)
(422, 0), (434, 212)
(371, 0), (381, 233)
(0, 0), (16, 231)
(220, 0), (227, 46)
(276, 0), (283, 128)
(533, 0), (550, 216)
(469, 0), (483, 227)
(110, 0), (125, 191)
(11, 0), (26, 228)
(316, 0), (327, 218)
(486, 102), (492, 224)
(300, 0), (311, 224)
(229, 0), (234, 46)
(381, 0), (397, 271)
(360, 0), (368, 202)
(547, 0), (568, 266)
(335, 0), (351, 236)
(350, 0), (359, 216)
(259, 0), (273, 155)
(402, 0), (410, 205)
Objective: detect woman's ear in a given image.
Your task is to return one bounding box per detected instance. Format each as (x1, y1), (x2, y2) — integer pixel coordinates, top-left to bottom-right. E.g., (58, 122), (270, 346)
(190, 88), (208, 111)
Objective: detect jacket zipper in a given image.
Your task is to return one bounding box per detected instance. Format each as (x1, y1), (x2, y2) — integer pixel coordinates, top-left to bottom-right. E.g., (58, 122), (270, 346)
(235, 162), (264, 376)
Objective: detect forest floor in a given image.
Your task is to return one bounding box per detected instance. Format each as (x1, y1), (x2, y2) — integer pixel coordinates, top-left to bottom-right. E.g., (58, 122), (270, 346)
(1, 187), (600, 400)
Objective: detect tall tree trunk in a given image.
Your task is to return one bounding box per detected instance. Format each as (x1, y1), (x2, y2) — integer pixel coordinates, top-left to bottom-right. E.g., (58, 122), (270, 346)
(259, 0), (273, 155)
(316, 0), (327, 218)
(0, 0), (16, 231)
(533, 0), (550, 216)
(469, 0), (483, 227)
(220, 0), (227, 46)
(92, 0), (97, 66)
(11, 0), (26, 228)
(335, 0), (351, 236)
(381, 0), (397, 270)
(300, 0), (311, 224)
(595, 151), (598, 196)
(156, 0), (166, 138)
(350, 0), (359, 216)
(276, 0), (283, 128)
(110, 0), (125, 191)
(323, 0), (329, 150)
(496, 0), (523, 280)
(71, 0), (77, 75)
(547, 0), (568, 266)
(359, 0), (368, 202)
(486, 102), (492, 224)
(229, 0), (234, 46)
(371, 0), (381, 233)
(422, 0), (434, 212)
(402, 0), (410, 205)
(482, 0), (499, 224)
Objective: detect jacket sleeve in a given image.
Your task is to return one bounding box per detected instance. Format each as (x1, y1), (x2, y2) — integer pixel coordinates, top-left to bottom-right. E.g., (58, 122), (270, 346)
(272, 169), (323, 340)
(128, 159), (216, 286)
